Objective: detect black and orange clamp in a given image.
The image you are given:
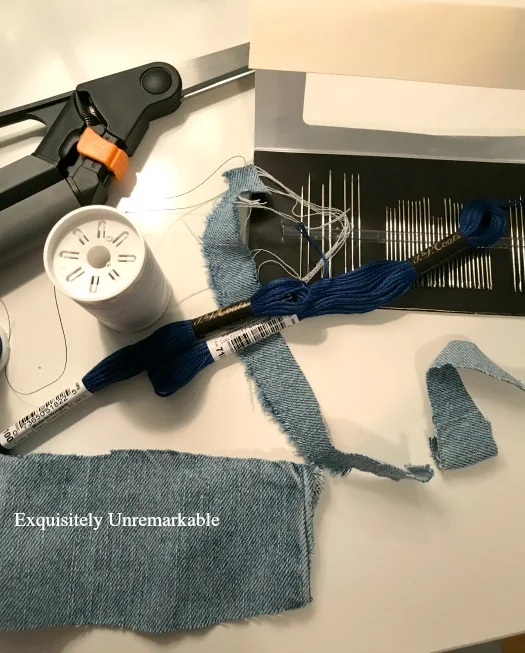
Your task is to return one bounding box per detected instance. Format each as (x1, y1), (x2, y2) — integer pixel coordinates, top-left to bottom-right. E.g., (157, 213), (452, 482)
(0, 62), (182, 260)
(0, 44), (252, 263)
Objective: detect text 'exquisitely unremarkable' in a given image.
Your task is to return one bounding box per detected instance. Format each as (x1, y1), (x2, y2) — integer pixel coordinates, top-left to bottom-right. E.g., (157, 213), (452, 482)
(13, 512), (220, 532)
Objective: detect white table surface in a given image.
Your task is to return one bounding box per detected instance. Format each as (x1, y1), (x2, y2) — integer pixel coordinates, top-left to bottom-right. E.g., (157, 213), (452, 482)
(2, 2), (525, 652)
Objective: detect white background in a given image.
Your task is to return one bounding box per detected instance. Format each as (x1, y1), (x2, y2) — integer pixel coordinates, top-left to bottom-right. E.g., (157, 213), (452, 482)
(1, 2), (525, 652)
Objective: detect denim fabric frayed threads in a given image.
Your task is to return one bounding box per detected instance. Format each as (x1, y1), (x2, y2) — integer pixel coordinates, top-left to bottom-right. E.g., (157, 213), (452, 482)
(427, 340), (525, 470)
(0, 450), (323, 632)
(202, 164), (433, 483)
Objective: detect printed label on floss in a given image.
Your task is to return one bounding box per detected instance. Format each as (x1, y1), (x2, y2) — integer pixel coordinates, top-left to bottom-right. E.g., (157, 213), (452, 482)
(206, 315), (299, 361)
(0, 381), (92, 450)
(410, 232), (469, 276)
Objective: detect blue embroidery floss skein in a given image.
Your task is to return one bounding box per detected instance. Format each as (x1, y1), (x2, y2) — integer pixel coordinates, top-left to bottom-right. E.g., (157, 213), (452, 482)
(0, 199), (506, 453)
(73, 200), (506, 394)
(135, 199), (508, 396)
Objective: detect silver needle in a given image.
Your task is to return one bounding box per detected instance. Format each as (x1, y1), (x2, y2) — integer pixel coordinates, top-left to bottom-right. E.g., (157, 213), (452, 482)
(479, 217), (486, 290)
(510, 200), (517, 292)
(448, 198), (456, 288)
(478, 201), (486, 289)
(299, 185), (304, 279)
(454, 202), (464, 288)
(431, 201), (436, 287)
(471, 248), (478, 290)
(488, 246), (493, 290)
(328, 170), (332, 278)
(425, 197), (436, 288)
(437, 214), (443, 288)
(422, 198), (428, 287)
(460, 205), (471, 289)
(402, 200), (407, 260)
(458, 204), (466, 289)
(458, 202), (468, 288)
(457, 202), (466, 288)
(357, 174), (362, 267)
(472, 201), (482, 289)
(515, 201), (522, 292)
(444, 199), (452, 288)
(475, 238), (482, 290)
(407, 201), (412, 258)
(343, 173), (348, 273)
(391, 208), (395, 261)
(455, 201), (462, 288)
(430, 198), (437, 287)
(441, 215), (447, 288)
(408, 201), (415, 283)
(411, 199), (416, 261)
(386, 207), (390, 260)
(424, 198), (434, 287)
(434, 211), (439, 287)
(458, 202), (475, 288)
(412, 201), (420, 284)
(321, 183), (325, 280)
(462, 202), (474, 289)
(307, 174), (311, 274)
(456, 202), (466, 288)
(392, 208), (398, 261)
(418, 200), (425, 287)
(411, 201), (416, 259)
(412, 201), (418, 285)
(394, 207), (398, 261)
(516, 195), (525, 289)
(351, 174), (355, 271)
(398, 200), (401, 263)
(480, 199), (490, 290)
(450, 199), (457, 288)
(412, 201), (421, 288)
(398, 205), (401, 261)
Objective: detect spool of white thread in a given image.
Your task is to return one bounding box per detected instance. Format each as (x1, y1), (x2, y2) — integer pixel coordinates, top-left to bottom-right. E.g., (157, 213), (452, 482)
(44, 206), (171, 332)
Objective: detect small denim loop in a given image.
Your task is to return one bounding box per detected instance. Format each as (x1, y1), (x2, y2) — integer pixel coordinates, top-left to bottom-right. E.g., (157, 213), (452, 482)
(427, 340), (525, 469)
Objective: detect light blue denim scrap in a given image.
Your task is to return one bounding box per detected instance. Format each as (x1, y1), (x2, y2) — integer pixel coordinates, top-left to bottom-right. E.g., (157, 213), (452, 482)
(203, 164), (433, 483)
(427, 340), (525, 469)
(0, 450), (323, 632)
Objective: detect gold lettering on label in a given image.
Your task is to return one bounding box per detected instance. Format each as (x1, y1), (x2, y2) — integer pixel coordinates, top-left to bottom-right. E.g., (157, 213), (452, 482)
(193, 301), (250, 326)
(412, 232), (461, 264)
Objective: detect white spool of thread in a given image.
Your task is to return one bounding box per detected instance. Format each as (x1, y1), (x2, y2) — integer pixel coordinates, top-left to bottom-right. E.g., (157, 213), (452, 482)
(44, 206), (171, 332)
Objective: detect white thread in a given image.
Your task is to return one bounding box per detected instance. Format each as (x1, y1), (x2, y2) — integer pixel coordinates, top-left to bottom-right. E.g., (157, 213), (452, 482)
(251, 249), (301, 278)
(162, 155), (247, 200)
(237, 167), (352, 282)
(126, 155), (248, 222)
(4, 288), (69, 398)
(125, 192), (226, 215)
(44, 206), (171, 333)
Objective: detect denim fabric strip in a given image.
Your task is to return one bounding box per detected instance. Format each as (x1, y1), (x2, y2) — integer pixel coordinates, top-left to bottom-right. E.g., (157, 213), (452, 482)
(0, 450), (323, 632)
(203, 165), (433, 482)
(427, 340), (525, 469)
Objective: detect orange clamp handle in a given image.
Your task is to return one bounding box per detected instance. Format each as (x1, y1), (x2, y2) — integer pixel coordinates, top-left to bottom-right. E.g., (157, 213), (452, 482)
(76, 127), (129, 181)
